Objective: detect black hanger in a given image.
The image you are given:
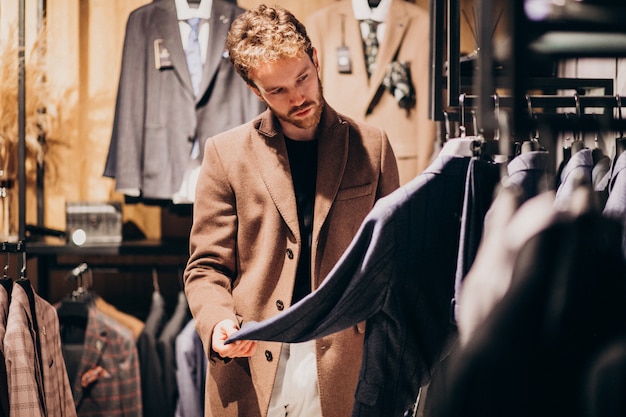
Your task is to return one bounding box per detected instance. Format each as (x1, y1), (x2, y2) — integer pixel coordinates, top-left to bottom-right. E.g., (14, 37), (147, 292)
(616, 95), (626, 157)
(57, 263), (94, 343)
(1, 243), (12, 300)
(152, 267), (161, 294)
(591, 120), (606, 165)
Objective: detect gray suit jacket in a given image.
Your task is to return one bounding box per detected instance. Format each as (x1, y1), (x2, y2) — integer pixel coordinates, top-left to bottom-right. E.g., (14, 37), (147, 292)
(227, 150), (501, 417)
(104, 0), (264, 200)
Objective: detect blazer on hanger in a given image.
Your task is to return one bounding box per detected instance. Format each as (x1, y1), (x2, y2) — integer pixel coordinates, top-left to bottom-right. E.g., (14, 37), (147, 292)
(104, 0), (265, 200)
(305, 0), (437, 184)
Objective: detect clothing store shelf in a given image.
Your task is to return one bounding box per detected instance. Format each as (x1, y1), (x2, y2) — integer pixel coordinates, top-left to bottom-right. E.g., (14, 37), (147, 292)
(26, 238), (189, 256)
(26, 238), (189, 301)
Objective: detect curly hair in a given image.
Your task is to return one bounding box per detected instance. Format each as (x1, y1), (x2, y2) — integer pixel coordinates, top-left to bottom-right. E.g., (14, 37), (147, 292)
(225, 4), (314, 87)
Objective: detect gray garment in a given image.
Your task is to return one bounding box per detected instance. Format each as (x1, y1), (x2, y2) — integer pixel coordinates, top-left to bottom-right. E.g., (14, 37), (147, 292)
(104, 0), (265, 200)
(506, 150), (550, 203)
(175, 318), (206, 417)
(554, 148), (593, 209)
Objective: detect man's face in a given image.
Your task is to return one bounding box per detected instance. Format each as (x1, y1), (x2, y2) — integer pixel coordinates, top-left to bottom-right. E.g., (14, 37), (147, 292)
(249, 50), (323, 138)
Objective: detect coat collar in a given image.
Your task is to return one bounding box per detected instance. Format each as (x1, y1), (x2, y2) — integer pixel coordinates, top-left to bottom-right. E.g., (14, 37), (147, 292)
(251, 102), (349, 243)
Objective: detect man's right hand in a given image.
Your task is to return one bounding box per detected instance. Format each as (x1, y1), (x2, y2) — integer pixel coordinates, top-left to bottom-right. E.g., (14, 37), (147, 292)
(212, 319), (258, 358)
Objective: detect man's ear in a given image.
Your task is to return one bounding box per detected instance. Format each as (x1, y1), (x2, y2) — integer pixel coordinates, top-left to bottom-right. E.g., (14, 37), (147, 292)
(312, 47), (320, 71)
(247, 83), (264, 101)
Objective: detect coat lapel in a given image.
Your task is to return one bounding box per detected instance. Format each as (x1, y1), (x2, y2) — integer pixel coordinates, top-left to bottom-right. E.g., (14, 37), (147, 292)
(154, 0), (195, 97)
(249, 105), (347, 248)
(251, 112), (301, 242)
(198, 0), (233, 101)
(313, 106), (348, 241)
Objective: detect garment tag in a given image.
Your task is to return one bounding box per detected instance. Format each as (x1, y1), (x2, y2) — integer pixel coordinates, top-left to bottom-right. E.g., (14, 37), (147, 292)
(337, 46), (352, 74)
(154, 39), (173, 70)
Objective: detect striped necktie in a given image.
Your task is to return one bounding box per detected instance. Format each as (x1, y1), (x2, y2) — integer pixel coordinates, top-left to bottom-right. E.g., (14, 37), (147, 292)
(186, 17), (202, 96)
(363, 19), (379, 78)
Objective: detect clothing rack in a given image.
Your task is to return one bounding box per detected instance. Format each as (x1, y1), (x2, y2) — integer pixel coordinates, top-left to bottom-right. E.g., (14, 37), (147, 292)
(431, 0), (626, 140)
(445, 94), (626, 137)
(14, 0), (47, 272)
(17, 0), (26, 269)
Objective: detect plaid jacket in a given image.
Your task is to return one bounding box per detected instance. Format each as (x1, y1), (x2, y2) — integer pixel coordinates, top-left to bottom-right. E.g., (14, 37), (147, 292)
(0, 282), (10, 417)
(5, 280), (76, 417)
(67, 306), (142, 417)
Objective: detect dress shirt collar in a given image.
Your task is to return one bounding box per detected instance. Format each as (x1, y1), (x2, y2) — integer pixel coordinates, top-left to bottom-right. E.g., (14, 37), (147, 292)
(175, 0), (212, 20)
(351, 0), (392, 23)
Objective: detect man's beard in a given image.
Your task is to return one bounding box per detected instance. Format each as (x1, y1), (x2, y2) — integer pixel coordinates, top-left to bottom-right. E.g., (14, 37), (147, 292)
(268, 78), (324, 130)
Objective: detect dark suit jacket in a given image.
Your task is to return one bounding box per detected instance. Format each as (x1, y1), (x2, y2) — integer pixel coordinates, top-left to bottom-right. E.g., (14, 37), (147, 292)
(228, 150), (500, 417)
(136, 291), (168, 417)
(175, 318), (206, 417)
(425, 212), (626, 417)
(104, 0), (264, 200)
(157, 292), (191, 417)
(603, 150), (626, 258)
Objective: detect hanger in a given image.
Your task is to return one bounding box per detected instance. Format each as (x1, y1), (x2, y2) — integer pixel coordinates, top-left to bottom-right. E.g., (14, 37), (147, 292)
(57, 263), (93, 341)
(1, 243), (12, 299)
(520, 94), (543, 154)
(152, 267), (161, 294)
(440, 95), (482, 158)
(615, 95), (626, 157)
(570, 93), (585, 155)
(590, 116), (607, 165)
(472, 94), (510, 160)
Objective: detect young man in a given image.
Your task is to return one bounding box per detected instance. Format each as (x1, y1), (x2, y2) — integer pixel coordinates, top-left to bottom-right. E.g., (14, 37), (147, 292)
(183, 5), (400, 417)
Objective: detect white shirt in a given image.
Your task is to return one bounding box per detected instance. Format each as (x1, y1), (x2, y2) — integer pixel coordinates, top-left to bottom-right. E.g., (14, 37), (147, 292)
(351, 0), (392, 44)
(175, 0), (212, 64)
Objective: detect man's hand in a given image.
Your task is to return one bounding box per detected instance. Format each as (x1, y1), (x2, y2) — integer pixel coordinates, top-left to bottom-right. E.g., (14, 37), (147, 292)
(212, 319), (258, 358)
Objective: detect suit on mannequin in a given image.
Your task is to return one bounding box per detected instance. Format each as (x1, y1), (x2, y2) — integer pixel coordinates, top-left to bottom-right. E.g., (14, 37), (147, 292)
(104, 0), (265, 201)
(306, 0), (436, 184)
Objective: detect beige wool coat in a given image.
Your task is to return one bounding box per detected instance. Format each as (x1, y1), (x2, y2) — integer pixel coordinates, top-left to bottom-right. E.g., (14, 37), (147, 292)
(184, 103), (400, 417)
(305, 0), (437, 185)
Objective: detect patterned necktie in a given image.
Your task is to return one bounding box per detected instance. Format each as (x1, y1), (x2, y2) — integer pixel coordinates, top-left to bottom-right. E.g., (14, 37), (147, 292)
(186, 17), (202, 96)
(363, 19), (379, 78)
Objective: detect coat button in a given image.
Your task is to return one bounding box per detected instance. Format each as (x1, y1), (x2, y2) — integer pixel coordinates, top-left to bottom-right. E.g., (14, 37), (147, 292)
(286, 248), (294, 259)
(276, 300), (284, 311)
(265, 350), (273, 361)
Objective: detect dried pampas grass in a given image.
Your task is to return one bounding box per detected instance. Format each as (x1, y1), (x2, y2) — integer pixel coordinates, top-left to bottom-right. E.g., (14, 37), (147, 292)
(0, 22), (57, 181)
